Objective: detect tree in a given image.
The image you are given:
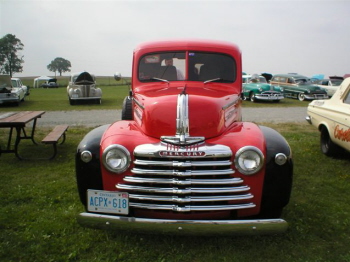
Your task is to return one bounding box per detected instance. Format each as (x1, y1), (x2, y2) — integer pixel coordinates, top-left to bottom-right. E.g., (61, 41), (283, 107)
(47, 57), (71, 76)
(0, 34), (24, 77)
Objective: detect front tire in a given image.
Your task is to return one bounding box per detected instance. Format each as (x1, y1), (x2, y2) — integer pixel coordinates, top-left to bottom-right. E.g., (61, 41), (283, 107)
(298, 93), (305, 101)
(121, 96), (133, 120)
(249, 92), (256, 102)
(320, 127), (341, 156)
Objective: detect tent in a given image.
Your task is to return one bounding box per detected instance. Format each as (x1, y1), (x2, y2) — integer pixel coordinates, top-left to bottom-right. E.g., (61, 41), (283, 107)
(33, 76), (54, 88)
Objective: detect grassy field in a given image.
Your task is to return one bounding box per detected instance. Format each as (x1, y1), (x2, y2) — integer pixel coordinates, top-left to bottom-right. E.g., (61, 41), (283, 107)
(1, 123), (350, 262)
(0, 76), (308, 112)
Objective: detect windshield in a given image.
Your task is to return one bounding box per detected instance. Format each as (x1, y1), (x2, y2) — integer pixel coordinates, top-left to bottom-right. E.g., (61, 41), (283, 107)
(294, 78), (312, 85)
(138, 51), (236, 82)
(249, 75), (267, 83)
(11, 80), (20, 87)
(331, 79), (343, 85)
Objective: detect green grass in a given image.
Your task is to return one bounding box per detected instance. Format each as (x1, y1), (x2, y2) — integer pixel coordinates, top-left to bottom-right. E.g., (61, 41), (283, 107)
(0, 76), (307, 112)
(0, 85), (130, 111)
(1, 123), (350, 262)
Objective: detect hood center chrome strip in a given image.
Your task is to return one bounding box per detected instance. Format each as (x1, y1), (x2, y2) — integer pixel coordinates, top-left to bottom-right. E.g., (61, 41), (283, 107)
(161, 93), (204, 145)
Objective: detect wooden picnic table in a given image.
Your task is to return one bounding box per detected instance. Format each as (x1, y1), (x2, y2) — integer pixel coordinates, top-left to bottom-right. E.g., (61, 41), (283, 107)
(0, 111), (45, 159)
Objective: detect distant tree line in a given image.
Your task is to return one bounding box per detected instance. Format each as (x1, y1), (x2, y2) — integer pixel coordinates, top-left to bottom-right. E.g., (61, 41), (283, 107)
(0, 33), (72, 77)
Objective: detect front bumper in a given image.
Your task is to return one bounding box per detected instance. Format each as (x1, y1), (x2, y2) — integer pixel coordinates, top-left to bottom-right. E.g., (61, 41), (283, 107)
(305, 115), (312, 125)
(0, 95), (20, 104)
(70, 95), (101, 100)
(255, 93), (284, 101)
(78, 212), (288, 235)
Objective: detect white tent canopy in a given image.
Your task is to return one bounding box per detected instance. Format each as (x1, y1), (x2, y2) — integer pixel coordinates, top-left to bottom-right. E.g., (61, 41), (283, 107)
(33, 76), (54, 88)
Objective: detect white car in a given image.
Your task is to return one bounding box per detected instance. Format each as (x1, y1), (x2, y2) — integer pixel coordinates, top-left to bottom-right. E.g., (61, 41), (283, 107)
(317, 76), (343, 97)
(11, 77), (29, 101)
(306, 77), (350, 156)
(67, 72), (102, 105)
(0, 75), (27, 106)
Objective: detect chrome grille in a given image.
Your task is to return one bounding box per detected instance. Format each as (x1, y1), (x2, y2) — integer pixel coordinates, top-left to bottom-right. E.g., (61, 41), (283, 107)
(116, 142), (256, 212)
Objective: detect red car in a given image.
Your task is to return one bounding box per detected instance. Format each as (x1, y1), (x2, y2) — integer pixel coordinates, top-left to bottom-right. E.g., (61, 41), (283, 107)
(76, 40), (293, 235)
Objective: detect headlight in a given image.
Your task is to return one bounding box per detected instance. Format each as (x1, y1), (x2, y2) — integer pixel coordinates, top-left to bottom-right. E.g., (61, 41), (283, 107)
(234, 146), (264, 175)
(102, 145), (131, 173)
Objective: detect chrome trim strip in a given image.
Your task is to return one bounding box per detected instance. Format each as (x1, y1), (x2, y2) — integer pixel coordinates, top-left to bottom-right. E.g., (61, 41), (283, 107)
(129, 193), (253, 202)
(123, 177), (242, 185)
(133, 97), (144, 109)
(131, 168), (235, 176)
(116, 185), (250, 194)
(134, 159), (232, 167)
(222, 96), (240, 110)
(133, 143), (232, 158)
(78, 213), (288, 235)
(161, 93), (205, 145)
(129, 202), (255, 212)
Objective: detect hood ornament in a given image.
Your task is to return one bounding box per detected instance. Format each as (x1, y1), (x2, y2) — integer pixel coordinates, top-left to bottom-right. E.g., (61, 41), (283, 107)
(161, 91), (205, 145)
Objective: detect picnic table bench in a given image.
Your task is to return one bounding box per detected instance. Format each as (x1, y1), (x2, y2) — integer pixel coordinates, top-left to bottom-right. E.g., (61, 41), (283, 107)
(0, 111), (68, 160)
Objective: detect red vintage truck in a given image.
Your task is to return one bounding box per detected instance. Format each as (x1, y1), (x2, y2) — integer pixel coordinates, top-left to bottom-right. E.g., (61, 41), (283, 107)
(75, 39), (293, 235)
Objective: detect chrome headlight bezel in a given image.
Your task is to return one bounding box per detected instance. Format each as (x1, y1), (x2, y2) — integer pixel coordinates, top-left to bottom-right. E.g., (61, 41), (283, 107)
(234, 146), (264, 175)
(102, 144), (131, 174)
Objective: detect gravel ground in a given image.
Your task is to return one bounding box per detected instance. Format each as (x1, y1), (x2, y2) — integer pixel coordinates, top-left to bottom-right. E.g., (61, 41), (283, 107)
(36, 107), (308, 127)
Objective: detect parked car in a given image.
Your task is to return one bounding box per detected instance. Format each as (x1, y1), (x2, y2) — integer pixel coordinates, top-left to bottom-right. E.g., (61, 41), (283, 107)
(67, 72), (102, 105)
(242, 74), (251, 83)
(316, 76), (343, 98)
(75, 40), (293, 235)
(270, 74), (328, 101)
(0, 75), (27, 106)
(11, 77), (29, 101)
(41, 78), (59, 88)
(306, 77), (350, 156)
(242, 74), (284, 102)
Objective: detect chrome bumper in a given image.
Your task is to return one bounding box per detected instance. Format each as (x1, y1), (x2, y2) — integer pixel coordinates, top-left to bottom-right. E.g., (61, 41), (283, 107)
(305, 115), (312, 124)
(305, 94), (328, 100)
(78, 212), (288, 235)
(255, 94), (284, 100)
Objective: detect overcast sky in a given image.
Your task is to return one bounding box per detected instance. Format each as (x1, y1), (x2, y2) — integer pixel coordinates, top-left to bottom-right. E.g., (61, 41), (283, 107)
(1, 0), (349, 78)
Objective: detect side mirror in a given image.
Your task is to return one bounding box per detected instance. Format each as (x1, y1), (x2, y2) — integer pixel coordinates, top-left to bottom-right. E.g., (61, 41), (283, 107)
(114, 72), (122, 81)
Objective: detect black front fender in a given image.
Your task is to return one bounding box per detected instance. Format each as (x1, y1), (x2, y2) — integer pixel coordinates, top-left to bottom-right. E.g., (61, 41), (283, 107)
(76, 124), (110, 206)
(259, 125), (293, 214)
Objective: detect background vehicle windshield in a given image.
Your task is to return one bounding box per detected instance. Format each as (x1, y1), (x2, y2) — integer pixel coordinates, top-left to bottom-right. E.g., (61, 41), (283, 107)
(138, 52), (236, 82)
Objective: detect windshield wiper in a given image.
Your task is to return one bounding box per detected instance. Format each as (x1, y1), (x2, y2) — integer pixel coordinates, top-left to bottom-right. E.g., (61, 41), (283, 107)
(151, 77), (169, 83)
(204, 78), (222, 84)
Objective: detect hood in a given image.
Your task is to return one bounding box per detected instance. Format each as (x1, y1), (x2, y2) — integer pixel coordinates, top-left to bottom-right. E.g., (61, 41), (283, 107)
(73, 72), (95, 85)
(0, 75), (12, 93)
(133, 85), (240, 142)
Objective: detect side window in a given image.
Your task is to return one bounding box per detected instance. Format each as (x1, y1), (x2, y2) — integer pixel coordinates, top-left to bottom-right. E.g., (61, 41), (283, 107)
(271, 76), (278, 82)
(344, 90), (350, 105)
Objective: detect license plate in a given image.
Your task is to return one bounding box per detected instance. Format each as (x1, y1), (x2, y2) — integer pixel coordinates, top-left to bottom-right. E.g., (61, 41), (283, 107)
(72, 94), (79, 98)
(87, 190), (129, 215)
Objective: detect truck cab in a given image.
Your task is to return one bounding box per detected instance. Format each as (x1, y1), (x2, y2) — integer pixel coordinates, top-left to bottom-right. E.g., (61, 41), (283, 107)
(75, 40), (293, 235)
